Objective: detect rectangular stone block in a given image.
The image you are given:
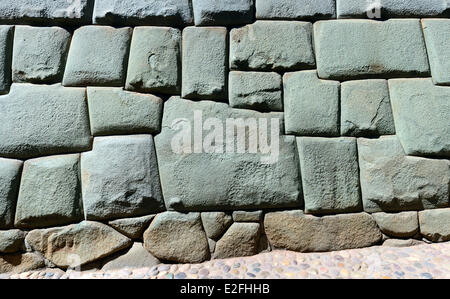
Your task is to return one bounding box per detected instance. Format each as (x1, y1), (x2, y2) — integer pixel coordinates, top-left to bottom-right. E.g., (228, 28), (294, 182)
(0, 26), (13, 95)
(193, 0), (254, 26)
(256, 0), (336, 20)
(0, 158), (22, 229)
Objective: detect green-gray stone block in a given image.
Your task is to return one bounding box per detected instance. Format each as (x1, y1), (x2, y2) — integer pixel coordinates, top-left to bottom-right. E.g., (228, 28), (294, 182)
(0, 158), (22, 229)
(0, 26), (13, 95)
(256, 0), (336, 20)
(193, 0), (254, 26)
(419, 208), (450, 242)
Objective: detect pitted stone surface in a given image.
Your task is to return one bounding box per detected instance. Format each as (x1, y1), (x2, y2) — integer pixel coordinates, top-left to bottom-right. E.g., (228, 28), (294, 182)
(256, 0), (336, 20)
(193, 0), (254, 26)
(108, 215), (155, 240)
(0, 26), (13, 94)
(419, 209), (450, 242)
(372, 212), (419, 238)
(201, 212), (233, 240)
(0, 230), (26, 253)
(214, 223), (261, 259)
(0, 158), (22, 229)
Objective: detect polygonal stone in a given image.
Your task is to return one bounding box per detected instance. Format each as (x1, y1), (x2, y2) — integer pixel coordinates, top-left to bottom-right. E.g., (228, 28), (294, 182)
(63, 26), (132, 87)
(232, 211), (263, 222)
(0, 84), (91, 159)
(81, 135), (164, 221)
(382, 239), (425, 248)
(213, 222), (261, 259)
(0, 26), (13, 94)
(0, 253), (45, 274)
(0, 158), (22, 229)
(256, 0), (336, 20)
(372, 212), (419, 238)
(101, 242), (160, 271)
(230, 21), (315, 71)
(284, 71), (340, 136)
(314, 19), (430, 80)
(87, 87), (163, 136)
(193, 0), (254, 26)
(0, 230), (26, 253)
(201, 212), (233, 240)
(419, 208), (450, 242)
(108, 215), (155, 240)
(297, 137), (362, 215)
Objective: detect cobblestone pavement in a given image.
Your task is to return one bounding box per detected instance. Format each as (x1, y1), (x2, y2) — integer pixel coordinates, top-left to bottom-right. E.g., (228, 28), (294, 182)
(2, 242), (450, 279)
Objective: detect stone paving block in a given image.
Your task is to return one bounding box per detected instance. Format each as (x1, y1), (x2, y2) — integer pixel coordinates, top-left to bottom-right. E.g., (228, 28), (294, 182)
(256, 0), (336, 20)
(213, 222), (261, 259)
(0, 26), (13, 94)
(314, 19), (430, 80)
(12, 26), (71, 84)
(193, 0), (254, 26)
(372, 212), (419, 238)
(284, 71), (340, 136)
(0, 158), (22, 229)
(419, 208), (450, 242)
(63, 26), (132, 87)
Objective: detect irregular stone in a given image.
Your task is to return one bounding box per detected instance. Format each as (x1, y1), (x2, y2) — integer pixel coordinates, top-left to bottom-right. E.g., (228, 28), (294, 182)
(232, 211), (263, 222)
(297, 137), (362, 215)
(214, 223), (261, 259)
(63, 26), (132, 87)
(155, 97), (302, 211)
(0, 158), (22, 229)
(341, 79), (395, 137)
(256, 0), (336, 20)
(126, 27), (181, 94)
(108, 215), (155, 240)
(0, 26), (13, 94)
(264, 211), (382, 252)
(87, 87), (163, 136)
(229, 71), (282, 112)
(26, 221), (132, 268)
(81, 135), (164, 221)
(0, 252), (45, 274)
(388, 79), (450, 157)
(0, 84), (91, 159)
(314, 19), (430, 80)
(284, 71), (340, 136)
(12, 26), (71, 84)
(15, 154), (83, 229)
(0, 230), (26, 253)
(230, 21), (315, 71)
(358, 136), (450, 212)
(372, 212), (419, 238)
(193, 0), (254, 26)
(182, 27), (227, 100)
(208, 238), (216, 253)
(143, 212), (210, 263)
(101, 242), (160, 271)
(382, 239), (425, 248)
(201, 212), (233, 240)
(419, 209), (450, 242)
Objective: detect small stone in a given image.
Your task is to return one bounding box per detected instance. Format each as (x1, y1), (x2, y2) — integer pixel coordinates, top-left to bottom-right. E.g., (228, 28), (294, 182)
(256, 0), (336, 20)
(208, 238), (216, 253)
(175, 272), (187, 279)
(0, 229), (26, 253)
(232, 211), (263, 222)
(201, 212), (233, 240)
(422, 19), (450, 85)
(0, 158), (22, 229)
(214, 223), (261, 259)
(0, 26), (13, 94)
(193, 0), (254, 26)
(419, 209), (450, 242)
(372, 212), (419, 238)
(0, 253), (45, 274)
(382, 239), (425, 248)
(108, 215), (155, 240)
(101, 243), (160, 271)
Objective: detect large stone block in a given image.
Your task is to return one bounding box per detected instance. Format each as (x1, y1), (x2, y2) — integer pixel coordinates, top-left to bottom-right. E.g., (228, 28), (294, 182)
(193, 0), (254, 26)
(284, 71), (340, 136)
(182, 27), (227, 100)
(372, 212), (419, 238)
(230, 21), (315, 71)
(256, 0), (336, 20)
(0, 84), (91, 159)
(0, 158), (22, 229)
(0, 26), (13, 94)
(297, 137), (362, 215)
(314, 19), (430, 80)
(81, 135), (164, 221)
(63, 26), (132, 87)
(419, 208), (450, 242)
(389, 79), (450, 157)
(213, 222), (261, 259)
(358, 136), (450, 212)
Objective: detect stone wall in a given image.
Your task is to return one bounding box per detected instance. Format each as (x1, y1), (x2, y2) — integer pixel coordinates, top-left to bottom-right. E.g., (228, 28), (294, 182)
(0, 0), (449, 273)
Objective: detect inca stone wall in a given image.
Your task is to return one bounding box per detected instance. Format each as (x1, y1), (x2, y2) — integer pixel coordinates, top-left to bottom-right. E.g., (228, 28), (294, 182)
(1, 0), (450, 274)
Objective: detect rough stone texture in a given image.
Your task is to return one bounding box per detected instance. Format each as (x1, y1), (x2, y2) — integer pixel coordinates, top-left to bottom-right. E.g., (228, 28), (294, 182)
(93, 0), (193, 27)
(0, 158), (22, 229)
(201, 212), (233, 240)
(297, 137), (362, 215)
(422, 19), (450, 86)
(230, 21), (315, 71)
(419, 209), (450, 242)
(358, 136), (450, 213)
(143, 212), (210, 263)
(182, 27), (227, 100)
(81, 135), (164, 221)
(256, 0), (336, 20)
(87, 87), (163, 136)
(214, 222), (261, 259)
(155, 97), (302, 212)
(208, 238), (216, 253)
(0, 230), (26, 253)
(284, 71), (340, 136)
(264, 211), (382, 252)
(15, 154), (83, 229)
(193, 0), (254, 26)
(372, 212), (419, 238)
(314, 19), (430, 80)
(341, 79), (395, 137)
(382, 239), (425, 248)
(388, 79), (450, 158)
(0, 253), (45, 274)
(101, 242), (160, 271)
(126, 27), (181, 94)
(229, 71), (282, 112)
(12, 26), (71, 84)
(63, 26), (132, 87)
(0, 26), (13, 94)
(0, 84), (91, 160)
(108, 215), (155, 240)
(232, 211), (263, 222)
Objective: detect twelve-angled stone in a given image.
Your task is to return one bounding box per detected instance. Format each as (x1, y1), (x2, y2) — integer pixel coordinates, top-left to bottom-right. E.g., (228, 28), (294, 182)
(422, 19), (450, 85)
(0, 158), (22, 229)
(256, 0), (336, 20)
(0, 26), (13, 94)
(193, 0), (254, 26)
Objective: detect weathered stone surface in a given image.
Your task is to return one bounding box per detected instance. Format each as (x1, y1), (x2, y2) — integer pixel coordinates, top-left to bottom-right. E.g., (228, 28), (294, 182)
(297, 137), (362, 215)
(126, 27), (181, 94)
(63, 26), (132, 87)
(232, 211), (263, 222)
(12, 26), (71, 84)
(0, 230), (26, 253)
(382, 239), (425, 248)
(0, 84), (91, 159)
(201, 212), (233, 240)
(265, 211), (382, 252)
(284, 71), (340, 136)
(208, 238), (216, 253)
(193, 0), (254, 26)
(93, 0), (193, 27)
(101, 242), (160, 271)
(214, 223), (261, 259)
(182, 27), (227, 100)
(155, 97), (302, 211)
(143, 212), (210, 263)
(26, 221), (132, 268)
(341, 79), (395, 137)
(358, 136), (450, 212)
(81, 135), (164, 221)
(389, 79), (450, 157)
(314, 19), (430, 80)
(87, 87), (163, 136)
(15, 154), (83, 229)
(108, 215), (155, 240)
(0, 253), (45, 274)
(0, 26), (13, 94)
(230, 21), (315, 71)
(422, 19), (450, 86)
(419, 209), (450, 242)
(256, 0), (336, 20)
(0, 158), (22, 229)
(229, 71), (282, 112)
(372, 212), (419, 238)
